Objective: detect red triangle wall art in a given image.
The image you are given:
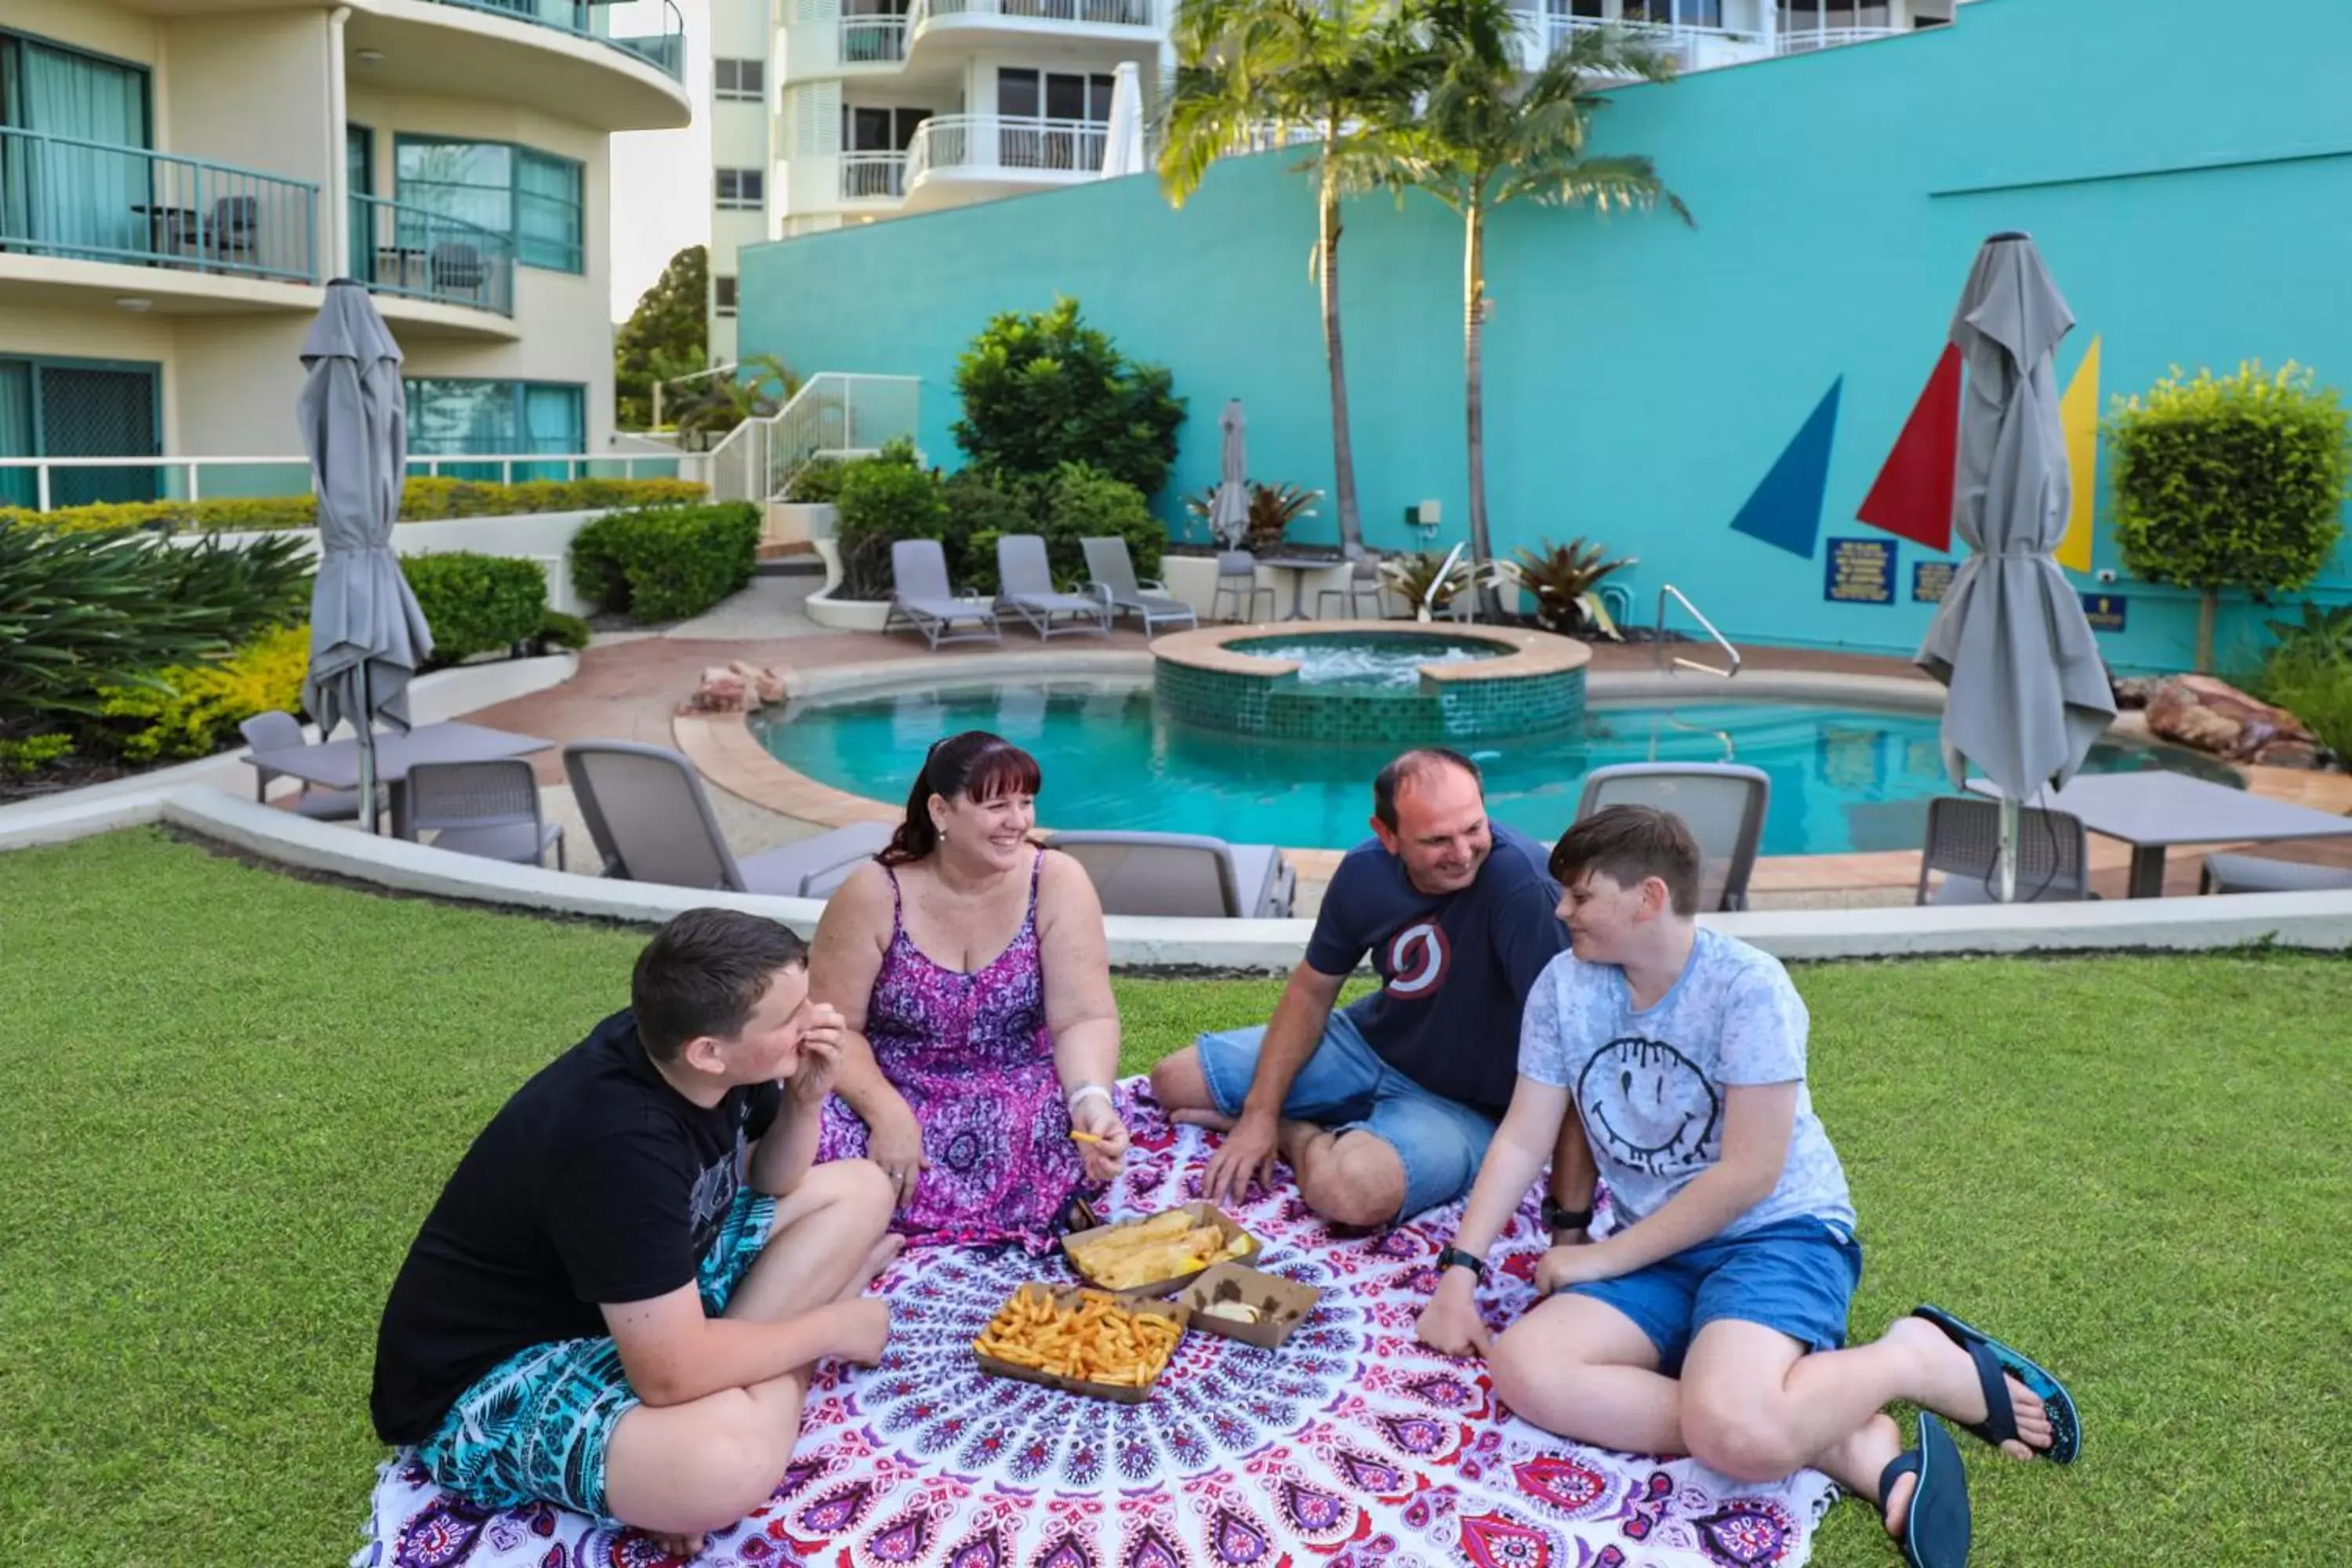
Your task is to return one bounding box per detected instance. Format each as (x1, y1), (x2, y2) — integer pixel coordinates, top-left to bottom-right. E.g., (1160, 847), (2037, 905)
(1856, 343), (1961, 553)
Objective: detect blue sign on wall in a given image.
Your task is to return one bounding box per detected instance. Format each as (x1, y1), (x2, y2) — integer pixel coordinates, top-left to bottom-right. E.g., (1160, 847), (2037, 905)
(2082, 592), (2128, 632)
(1825, 538), (1895, 604)
(1913, 561), (1956, 604)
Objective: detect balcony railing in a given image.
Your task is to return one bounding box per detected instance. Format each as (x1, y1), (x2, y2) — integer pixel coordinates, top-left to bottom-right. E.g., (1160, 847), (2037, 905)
(0, 127), (318, 285)
(840, 14), (909, 62)
(907, 114), (1108, 185)
(840, 152), (909, 200)
(350, 194), (516, 317)
(908, 0), (1156, 31)
(1773, 24), (1900, 53)
(420, 0), (688, 81)
(1530, 14), (1753, 67)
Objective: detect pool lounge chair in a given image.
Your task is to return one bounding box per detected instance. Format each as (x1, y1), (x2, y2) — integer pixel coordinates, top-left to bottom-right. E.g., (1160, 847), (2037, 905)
(1082, 535), (1198, 634)
(2198, 851), (2352, 895)
(884, 539), (1000, 649)
(997, 533), (1111, 640)
(1914, 795), (2089, 905)
(1043, 830), (1297, 918)
(1573, 762), (1770, 912)
(564, 740), (893, 895)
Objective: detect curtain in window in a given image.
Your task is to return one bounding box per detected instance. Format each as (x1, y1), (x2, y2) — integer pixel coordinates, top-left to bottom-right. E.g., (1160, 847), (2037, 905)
(519, 383), (583, 480)
(0, 360), (33, 509)
(514, 150), (582, 272)
(9, 40), (148, 262)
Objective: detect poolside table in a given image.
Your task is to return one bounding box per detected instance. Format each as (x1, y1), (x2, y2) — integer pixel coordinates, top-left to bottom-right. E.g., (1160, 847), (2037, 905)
(1255, 554), (1348, 621)
(243, 720), (552, 840)
(1965, 771), (2352, 898)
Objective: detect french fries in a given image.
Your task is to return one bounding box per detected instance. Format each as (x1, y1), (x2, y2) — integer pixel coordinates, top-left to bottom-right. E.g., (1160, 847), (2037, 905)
(1065, 1210), (1255, 1290)
(973, 1286), (1183, 1388)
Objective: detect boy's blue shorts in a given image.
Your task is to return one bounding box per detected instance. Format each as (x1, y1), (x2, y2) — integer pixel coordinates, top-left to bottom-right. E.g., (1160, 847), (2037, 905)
(1562, 1215), (1861, 1376)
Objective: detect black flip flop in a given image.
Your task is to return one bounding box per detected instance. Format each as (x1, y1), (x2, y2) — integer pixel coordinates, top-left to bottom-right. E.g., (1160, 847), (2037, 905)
(1913, 1305), (2082, 1465)
(1878, 1413), (1971, 1568)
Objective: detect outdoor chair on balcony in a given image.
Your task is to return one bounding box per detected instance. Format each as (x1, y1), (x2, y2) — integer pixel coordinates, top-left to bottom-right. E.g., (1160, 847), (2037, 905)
(237, 710), (385, 825)
(406, 757), (566, 870)
(1081, 535), (1196, 634)
(205, 195), (258, 267)
(1210, 550), (1276, 623)
(997, 533), (1110, 640)
(1043, 830), (1298, 918)
(1914, 795), (2090, 905)
(2198, 851), (2352, 896)
(430, 241), (487, 303)
(884, 539), (1000, 649)
(1316, 550), (1386, 619)
(564, 740), (895, 894)
(1573, 762), (1771, 912)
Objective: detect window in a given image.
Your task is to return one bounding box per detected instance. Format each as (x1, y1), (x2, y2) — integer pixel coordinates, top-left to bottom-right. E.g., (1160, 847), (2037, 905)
(0, 355), (162, 507)
(715, 167), (765, 209)
(714, 58), (765, 100)
(394, 137), (584, 274)
(405, 379), (586, 481)
(0, 31), (153, 263)
(996, 69), (1112, 123)
(843, 105), (931, 152)
(714, 276), (738, 317)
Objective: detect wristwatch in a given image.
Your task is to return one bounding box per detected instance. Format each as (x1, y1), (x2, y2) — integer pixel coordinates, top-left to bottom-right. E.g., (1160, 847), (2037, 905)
(1542, 1198), (1595, 1234)
(1435, 1245), (1485, 1282)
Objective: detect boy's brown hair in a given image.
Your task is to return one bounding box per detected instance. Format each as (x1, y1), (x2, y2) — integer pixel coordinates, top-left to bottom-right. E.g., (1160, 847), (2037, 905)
(1548, 805), (1702, 918)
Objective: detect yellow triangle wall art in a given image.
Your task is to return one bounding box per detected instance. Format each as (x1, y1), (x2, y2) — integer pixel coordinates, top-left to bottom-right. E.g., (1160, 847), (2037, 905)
(2056, 335), (2102, 573)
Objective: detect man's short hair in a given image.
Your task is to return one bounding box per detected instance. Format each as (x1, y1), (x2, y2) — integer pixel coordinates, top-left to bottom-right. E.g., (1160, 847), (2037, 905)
(1548, 806), (1702, 918)
(1373, 747), (1483, 830)
(632, 908), (809, 1062)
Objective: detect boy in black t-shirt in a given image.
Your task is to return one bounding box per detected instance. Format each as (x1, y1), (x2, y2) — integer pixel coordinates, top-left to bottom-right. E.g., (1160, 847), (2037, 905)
(371, 909), (898, 1558)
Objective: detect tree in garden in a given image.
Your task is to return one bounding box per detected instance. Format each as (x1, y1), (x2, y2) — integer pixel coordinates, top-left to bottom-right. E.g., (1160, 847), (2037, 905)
(613, 244), (709, 429)
(2106, 361), (2351, 673)
(1363, 3), (1686, 607)
(1159, 0), (1431, 555)
(951, 298), (1185, 499)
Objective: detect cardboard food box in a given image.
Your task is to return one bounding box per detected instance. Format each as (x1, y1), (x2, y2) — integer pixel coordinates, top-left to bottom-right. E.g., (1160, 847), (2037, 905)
(1061, 1201), (1261, 1298)
(971, 1284), (1191, 1404)
(1176, 1263), (1323, 1348)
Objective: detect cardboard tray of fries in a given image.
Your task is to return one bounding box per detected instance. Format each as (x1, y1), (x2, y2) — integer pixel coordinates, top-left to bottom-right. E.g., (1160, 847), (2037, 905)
(972, 1284), (1191, 1404)
(1061, 1201), (1261, 1298)
(1176, 1263), (1323, 1348)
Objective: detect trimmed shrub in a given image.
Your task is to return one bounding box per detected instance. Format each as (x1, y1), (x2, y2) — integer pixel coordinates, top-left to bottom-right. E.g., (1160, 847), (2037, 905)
(401, 552), (547, 663)
(535, 609), (593, 654)
(952, 297), (1186, 498)
(2108, 361), (2352, 671)
(960, 463), (1164, 598)
(835, 445), (951, 600)
(5, 476), (709, 535)
(570, 503), (760, 622)
(92, 623), (312, 764)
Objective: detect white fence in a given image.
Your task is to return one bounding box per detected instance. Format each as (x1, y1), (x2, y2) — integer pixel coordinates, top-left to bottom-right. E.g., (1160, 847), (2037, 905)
(0, 452), (695, 514)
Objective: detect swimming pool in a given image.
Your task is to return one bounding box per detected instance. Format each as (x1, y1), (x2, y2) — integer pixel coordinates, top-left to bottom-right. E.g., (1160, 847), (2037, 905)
(756, 680), (2238, 857)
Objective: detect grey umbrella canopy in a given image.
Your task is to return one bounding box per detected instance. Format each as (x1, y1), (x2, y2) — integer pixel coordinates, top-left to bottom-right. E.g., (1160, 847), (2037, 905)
(1210, 398), (1250, 549)
(298, 279), (434, 830)
(1916, 232), (2116, 895)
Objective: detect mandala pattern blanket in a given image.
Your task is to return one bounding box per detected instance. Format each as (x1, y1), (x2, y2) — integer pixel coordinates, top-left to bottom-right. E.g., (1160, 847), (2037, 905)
(358, 1088), (1838, 1568)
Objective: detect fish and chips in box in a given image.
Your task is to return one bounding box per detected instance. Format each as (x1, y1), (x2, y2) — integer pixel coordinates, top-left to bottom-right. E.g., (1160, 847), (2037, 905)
(1175, 1263), (1323, 1348)
(1060, 1202), (1260, 1297)
(971, 1284), (1190, 1404)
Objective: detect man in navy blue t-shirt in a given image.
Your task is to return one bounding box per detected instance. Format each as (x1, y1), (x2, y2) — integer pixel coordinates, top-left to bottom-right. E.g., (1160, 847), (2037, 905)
(1151, 749), (1579, 1227)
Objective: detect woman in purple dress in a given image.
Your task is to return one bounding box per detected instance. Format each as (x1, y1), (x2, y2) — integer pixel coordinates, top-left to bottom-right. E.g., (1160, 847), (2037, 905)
(809, 731), (1130, 1252)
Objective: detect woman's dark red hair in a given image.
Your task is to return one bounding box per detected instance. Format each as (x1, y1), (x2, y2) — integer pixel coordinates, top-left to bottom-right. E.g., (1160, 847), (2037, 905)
(878, 730), (1044, 866)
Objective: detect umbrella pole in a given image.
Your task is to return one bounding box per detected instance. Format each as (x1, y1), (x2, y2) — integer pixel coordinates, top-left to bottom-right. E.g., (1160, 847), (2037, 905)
(356, 663), (379, 837)
(1996, 794), (2020, 903)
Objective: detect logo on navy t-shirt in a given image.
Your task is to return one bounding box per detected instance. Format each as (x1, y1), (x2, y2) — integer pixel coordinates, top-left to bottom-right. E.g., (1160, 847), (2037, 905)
(1383, 920), (1452, 999)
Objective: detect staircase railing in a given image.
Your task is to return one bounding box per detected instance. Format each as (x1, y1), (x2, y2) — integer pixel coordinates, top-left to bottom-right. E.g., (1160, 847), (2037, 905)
(702, 373), (922, 503)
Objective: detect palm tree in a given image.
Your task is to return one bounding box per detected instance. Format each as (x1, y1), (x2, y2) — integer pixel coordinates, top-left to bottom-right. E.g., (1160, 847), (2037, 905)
(1366, 1), (1689, 609)
(674, 354), (801, 446)
(1158, 0), (1430, 556)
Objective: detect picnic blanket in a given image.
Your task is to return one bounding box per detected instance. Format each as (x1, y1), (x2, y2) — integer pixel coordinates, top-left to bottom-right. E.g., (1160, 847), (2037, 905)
(357, 1087), (1838, 1568)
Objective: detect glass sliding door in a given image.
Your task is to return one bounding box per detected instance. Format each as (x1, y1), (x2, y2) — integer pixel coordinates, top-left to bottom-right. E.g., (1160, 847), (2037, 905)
(347, 123), (374, 283)
(0, 33), (151, 263)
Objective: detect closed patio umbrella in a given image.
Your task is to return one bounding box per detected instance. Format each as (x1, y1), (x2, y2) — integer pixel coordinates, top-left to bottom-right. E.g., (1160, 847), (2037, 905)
(1916, 232), (2116, 899)
(1098, 60), (1146, 180)
(1210, 398), (1250, 549)
(298, 278), (433, 833)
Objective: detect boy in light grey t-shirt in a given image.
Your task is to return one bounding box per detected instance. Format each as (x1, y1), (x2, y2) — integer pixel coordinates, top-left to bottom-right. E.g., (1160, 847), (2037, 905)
(1417, 808), (2083, 1568)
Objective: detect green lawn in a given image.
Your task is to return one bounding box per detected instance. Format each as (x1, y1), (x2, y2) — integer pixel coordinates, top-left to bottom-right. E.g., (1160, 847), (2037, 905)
(0, 829), (2344, 1566)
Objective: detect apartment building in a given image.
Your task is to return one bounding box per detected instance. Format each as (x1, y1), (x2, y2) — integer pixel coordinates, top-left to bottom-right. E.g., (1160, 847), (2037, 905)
(0, 0), (690, 508)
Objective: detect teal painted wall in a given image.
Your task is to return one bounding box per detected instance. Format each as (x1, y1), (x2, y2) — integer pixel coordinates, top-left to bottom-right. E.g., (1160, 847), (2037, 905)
(741, 0), (2352, 673)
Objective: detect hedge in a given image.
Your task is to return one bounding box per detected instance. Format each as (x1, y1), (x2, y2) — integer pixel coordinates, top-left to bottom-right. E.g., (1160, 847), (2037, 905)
(571, 503), (760, 622)
(4, 476), (707, 536)
(401, 553), (548, 664)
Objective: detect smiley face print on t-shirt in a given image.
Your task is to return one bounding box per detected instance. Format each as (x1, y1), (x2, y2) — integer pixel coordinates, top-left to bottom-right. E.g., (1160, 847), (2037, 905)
(1575, 1037), (1721, 1178)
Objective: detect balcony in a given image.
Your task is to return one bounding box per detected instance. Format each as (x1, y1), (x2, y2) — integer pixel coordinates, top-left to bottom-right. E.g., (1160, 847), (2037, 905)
(903, 114), (1107, 210)
(840, 152), (910, 201)
(350, 194), (519, 337)
(1515, 13), (1903, 71)
(903, 0), (1156, 67)
(1772, 24), (1901, 53)
(0, 127), (318, 309)
(347, 0), (691, 132)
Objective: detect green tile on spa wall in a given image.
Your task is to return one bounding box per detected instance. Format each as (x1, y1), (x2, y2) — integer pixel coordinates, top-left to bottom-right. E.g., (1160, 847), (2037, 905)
(739, 0), (2352, 675)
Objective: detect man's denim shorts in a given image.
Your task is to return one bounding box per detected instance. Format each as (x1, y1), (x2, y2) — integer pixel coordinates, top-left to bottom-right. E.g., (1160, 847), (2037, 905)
(1195, 1009), (1497, 1221)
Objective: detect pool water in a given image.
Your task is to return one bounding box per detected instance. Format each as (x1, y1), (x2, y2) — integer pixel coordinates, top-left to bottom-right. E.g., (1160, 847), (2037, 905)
(758, 681), (2238, 857)
(1225, 633), (1503, 690)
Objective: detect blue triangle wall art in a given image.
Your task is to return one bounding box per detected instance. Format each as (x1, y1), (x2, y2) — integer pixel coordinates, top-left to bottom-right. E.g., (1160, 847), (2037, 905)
(1729, 378), (1842, 559)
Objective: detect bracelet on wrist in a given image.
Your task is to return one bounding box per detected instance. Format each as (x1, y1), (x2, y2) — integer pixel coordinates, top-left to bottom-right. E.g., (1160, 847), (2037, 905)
(1065, 1082), (1114, 1114)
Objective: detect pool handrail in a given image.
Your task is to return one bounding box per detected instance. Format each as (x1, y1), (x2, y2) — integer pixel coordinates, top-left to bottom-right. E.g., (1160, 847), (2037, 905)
(1655, 583), (1743, 677)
